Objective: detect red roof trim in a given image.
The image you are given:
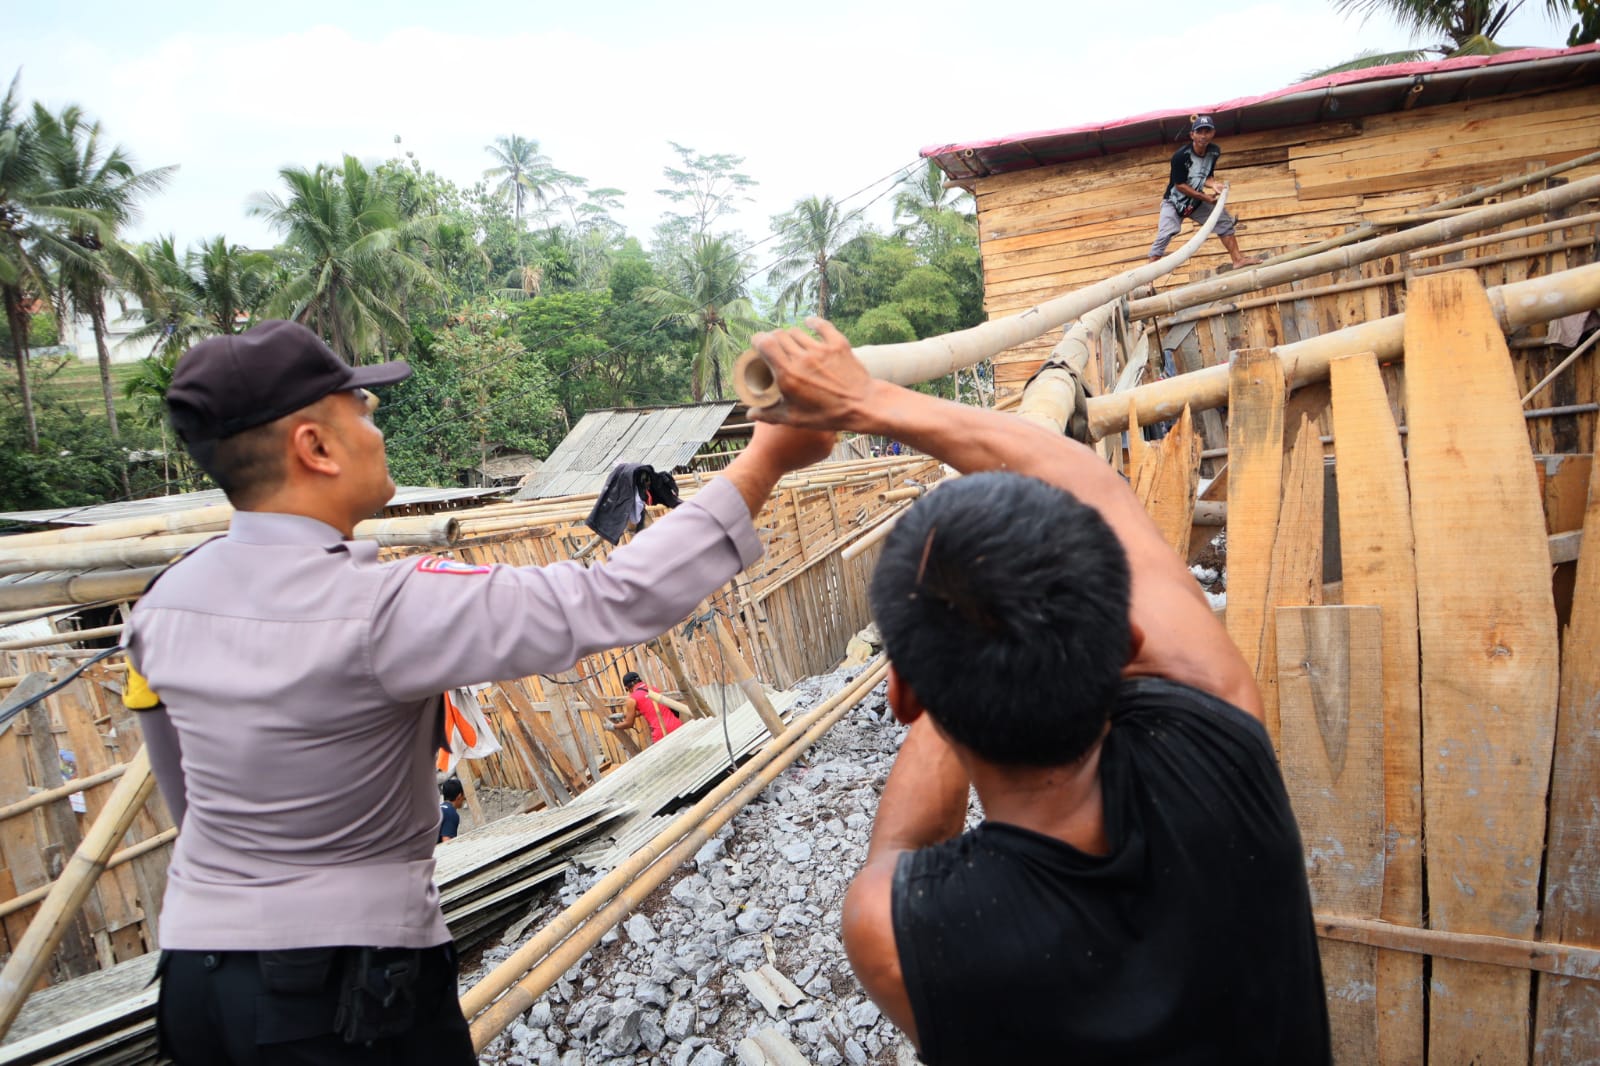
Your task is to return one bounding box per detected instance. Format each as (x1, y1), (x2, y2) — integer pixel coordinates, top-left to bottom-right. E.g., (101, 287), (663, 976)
(921, 44), (1600, 161)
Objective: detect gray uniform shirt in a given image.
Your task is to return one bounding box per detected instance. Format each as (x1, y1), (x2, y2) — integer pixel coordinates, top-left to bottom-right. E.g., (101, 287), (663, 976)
(125, 477), (761, 950)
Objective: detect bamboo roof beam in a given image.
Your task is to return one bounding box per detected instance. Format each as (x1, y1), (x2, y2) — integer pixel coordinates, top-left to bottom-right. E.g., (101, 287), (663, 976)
(732, 187), (1231, 409)
(1127, 173), (1600, 322)
(1088, 263), (1600, 441)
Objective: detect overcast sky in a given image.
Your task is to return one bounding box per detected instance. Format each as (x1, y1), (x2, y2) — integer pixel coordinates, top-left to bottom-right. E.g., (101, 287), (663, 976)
(6, 1), (1577, 258)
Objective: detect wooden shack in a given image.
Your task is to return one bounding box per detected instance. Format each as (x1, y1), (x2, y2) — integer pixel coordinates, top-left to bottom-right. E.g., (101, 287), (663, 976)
(919, 43), (1600, 1066)
(926, 43), (1600, 459)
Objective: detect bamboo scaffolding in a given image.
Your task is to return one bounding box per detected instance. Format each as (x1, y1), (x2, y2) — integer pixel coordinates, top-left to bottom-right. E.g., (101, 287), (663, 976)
(0, 747), (154, 1040)
(1126, 174), (1600, 321)
(732, 188), (1230, 408)
(1086, 263), (1600, 441)
(1252, 148), (1600, 270)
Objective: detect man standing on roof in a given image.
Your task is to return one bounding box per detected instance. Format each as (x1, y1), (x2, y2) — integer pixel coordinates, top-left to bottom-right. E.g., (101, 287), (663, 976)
(744, 318), (1329, 1065)
(120, 319), (834, 1065)
(608, 670), (683, 744)
(1148, 114), (1264, 269)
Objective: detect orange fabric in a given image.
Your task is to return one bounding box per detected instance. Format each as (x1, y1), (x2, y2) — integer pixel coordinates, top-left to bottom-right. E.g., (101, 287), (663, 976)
(437, 691), (481, 771)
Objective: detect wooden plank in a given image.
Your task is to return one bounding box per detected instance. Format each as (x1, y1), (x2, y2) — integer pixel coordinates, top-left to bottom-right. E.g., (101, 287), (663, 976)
(1277, 605), (1385, 1064)
(1404, 270), (1559, 1065)
(1140, 407), (1201, 557)
(1533, 442), (1600, 1065)
(1224, 348), (1285, 690)
(24, 703), (99, 979)
(1328, 351), (1425, 1065)
(1257, 417), (1325, 744)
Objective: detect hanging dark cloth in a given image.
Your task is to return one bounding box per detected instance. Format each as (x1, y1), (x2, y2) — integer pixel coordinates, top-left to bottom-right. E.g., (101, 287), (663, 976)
(586, 464), (682, 544)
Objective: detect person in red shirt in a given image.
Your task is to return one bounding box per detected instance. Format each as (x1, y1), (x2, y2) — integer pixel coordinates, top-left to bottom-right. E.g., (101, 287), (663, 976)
(613, 671), (683, 743)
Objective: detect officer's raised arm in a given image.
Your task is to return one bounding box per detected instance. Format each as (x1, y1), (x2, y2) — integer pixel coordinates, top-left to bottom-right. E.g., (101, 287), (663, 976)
(369, 422), (834, 702)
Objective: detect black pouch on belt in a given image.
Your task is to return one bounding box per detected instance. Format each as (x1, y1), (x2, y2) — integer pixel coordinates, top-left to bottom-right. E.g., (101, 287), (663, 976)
(257, 947), (340, 1044)
(335, 947), (422, 1045)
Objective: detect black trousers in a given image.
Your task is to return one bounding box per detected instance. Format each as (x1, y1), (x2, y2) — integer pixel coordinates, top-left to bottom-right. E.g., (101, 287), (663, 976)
(157, 945), (475, 1065)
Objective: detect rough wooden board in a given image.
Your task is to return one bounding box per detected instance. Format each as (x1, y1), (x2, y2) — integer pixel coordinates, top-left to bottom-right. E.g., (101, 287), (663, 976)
(1127, 396), (1149, 475)
(1142, 407), (1201, 557)
(1278, 605), (1384, 1064)
(1257, 417), (1325, 744)
(1405, 270), (1560, 1065)
(1533, 441), (1600, 1065)
(1328, 351), (1425, 1065)
(1224, 348), (1286, 688)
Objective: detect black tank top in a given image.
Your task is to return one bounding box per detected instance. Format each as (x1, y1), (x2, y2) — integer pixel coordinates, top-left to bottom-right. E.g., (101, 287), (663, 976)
(891, 677), (1330, 1065)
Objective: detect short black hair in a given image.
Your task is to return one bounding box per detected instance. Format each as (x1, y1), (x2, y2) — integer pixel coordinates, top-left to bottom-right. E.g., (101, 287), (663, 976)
(182, 421), (286, 507)
(440, 779), (464, 802)
(622, 672), (643, 688)
(869, 472), (1132, 766)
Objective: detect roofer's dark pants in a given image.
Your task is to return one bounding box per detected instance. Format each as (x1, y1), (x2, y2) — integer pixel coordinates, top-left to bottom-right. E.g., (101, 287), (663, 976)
(156, 943), (473, 1065)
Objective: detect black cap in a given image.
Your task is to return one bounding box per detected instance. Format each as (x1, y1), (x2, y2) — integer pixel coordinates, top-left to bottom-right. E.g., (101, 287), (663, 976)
(1192, 114), (1216, 132)
(622, 672), (643, 688)
(166, 320), (411, 443)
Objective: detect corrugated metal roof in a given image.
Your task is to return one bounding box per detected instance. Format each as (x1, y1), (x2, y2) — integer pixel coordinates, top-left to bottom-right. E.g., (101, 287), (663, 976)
(0, 485), (504, 529)
(925, 44), (1600, 181)
(516, 402), (739, 501)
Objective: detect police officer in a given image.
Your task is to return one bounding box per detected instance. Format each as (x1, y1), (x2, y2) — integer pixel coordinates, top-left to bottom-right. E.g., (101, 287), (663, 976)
(122, 320), (834, 1064)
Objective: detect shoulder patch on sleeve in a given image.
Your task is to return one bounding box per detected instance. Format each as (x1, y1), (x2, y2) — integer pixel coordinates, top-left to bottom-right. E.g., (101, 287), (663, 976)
(415, 555), (493, 576)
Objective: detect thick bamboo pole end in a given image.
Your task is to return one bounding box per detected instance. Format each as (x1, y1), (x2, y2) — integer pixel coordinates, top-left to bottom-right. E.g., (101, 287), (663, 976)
(734, 348), (782, 409)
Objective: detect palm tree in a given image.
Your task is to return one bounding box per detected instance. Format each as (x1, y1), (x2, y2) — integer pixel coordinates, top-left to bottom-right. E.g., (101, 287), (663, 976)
(893, 162), (976, 260)
(0, 73), (100, 451)
(249, 156), (443, 362)
(484, 135), (554, 228)
(33, 103), (173, 441)
(1313, 0), (1577, 74)
(639, 234), (764, 400)
(767, 195), (860, 319)
(130, 235), (275, 358)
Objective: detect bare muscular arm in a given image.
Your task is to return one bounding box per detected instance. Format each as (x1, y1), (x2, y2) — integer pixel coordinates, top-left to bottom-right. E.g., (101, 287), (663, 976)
(748, 319), (1262, 720)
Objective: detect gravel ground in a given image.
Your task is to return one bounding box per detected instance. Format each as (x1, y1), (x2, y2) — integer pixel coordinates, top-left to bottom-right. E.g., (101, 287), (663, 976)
(469, 666), (929, 1066)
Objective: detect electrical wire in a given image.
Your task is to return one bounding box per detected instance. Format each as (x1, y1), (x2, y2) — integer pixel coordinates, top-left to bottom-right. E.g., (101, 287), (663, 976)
(0, 645), (121, 728)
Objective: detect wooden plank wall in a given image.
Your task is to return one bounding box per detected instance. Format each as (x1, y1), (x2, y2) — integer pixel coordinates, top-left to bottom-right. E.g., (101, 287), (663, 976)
(1156, 269), (1598, 1064)
(0, 649), (174, 990)
(972, 84), (1600, 458)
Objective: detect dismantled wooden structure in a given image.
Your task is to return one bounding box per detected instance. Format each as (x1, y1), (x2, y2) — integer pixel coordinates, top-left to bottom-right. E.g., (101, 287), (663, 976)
(2, 44), (1600, 1066)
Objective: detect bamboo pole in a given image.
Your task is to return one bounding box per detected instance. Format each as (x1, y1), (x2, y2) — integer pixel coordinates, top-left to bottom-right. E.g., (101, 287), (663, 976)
(1522, 329), (1600, 406)
(1127, 174), (1600, 321)
(1415, 210), (1600, 261)
(0, 764), (128, 822)
(732, 188), (1231, 408)
(0, 746), (155, 1039)
(1254, 148), (1600, 270)
(711, 614), (785, 738)
(1016, 297), (1122, 433)
(0, 624), (123, 652)
(463, 659), (888, 1047)
(1088, 262), (1600, 441)
(0, 827), (176, 921)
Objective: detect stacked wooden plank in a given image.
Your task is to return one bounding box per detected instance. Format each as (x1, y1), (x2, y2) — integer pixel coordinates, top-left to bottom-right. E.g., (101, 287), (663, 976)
(1190, 269), (1599, 1064)
(970, 81), (1600, 411)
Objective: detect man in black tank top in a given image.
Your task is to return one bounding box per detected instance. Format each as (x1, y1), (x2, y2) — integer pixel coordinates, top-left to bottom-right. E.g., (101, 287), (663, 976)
(743, 319), (1331, 1065)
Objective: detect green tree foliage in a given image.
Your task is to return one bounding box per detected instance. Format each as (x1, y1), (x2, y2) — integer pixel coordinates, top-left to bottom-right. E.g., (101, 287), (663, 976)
(379, 305), (561, 485)
(249, 155), (446, 362)
(483, 134), (554, 228)
(32, 103), (172, 446)
(129, 235), (276, 359)
(653, 142), (757, 256)
(0, 363), (165, 512)
(639, 234), (765, 401)
(1311, 0), (1578, 75)
(767, 195), (860, 320)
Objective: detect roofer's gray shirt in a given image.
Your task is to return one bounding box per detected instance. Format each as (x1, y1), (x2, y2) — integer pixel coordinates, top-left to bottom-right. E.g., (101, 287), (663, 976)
(124, 477), (762, 951)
